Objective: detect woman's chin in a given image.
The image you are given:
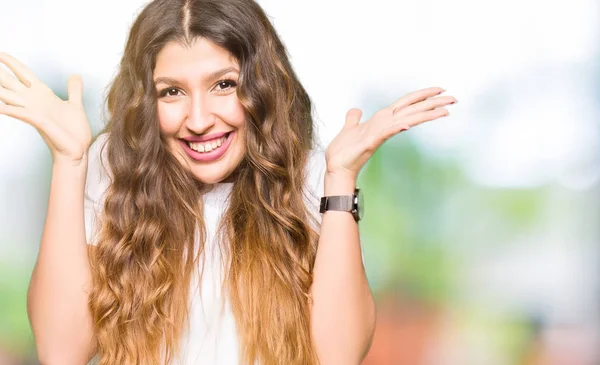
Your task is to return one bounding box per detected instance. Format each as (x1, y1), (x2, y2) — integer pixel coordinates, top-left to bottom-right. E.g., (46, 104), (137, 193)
(192, 170), (234, 185)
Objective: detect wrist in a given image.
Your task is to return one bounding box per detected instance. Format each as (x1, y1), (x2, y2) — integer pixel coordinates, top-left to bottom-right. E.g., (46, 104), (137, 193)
(323, 172), (356, 196)
(52, 157), (88, 177)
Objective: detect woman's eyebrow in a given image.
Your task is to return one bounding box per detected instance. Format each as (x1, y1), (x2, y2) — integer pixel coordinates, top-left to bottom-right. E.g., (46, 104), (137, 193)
(206, 66), (239, 81)
(153, 66), (239, 86)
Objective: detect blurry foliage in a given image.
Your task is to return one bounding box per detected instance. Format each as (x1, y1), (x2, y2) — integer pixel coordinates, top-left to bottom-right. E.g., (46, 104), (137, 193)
(453, 307), (537, 364)
(358, 135), (548, 306)
(359, 135), (461, 304)
(479, 189), (547, 229)
(0, 257), (35, 359)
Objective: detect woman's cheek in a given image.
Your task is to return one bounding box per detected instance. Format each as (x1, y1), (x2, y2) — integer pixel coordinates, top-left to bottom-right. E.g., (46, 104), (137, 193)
(158, 102), (186, 134)
(224, 97), (246, 127)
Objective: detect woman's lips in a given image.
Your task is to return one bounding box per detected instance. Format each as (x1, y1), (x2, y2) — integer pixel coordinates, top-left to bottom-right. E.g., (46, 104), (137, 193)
(179, 131), (234, 163)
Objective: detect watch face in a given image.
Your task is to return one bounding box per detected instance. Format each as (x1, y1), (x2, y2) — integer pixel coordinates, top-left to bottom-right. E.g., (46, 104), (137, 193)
(357, 188), (364, 220)
(353, 188), (364, 221)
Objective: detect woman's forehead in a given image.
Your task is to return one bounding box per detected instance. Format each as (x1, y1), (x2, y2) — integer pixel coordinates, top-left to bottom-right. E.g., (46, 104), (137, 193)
(153, 38), (239, 81)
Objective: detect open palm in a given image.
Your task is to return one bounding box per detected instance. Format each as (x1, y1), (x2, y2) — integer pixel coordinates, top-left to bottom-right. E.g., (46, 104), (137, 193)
(325, 87), (456, 180)
(0, 53), (92, 166)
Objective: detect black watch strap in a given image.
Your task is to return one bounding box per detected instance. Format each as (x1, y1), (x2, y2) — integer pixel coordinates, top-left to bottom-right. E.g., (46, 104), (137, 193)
(319, 195), (353, 213)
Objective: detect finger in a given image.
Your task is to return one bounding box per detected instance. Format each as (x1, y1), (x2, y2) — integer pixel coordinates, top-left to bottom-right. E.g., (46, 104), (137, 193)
(344, 108), (362, 128)
(0, 104), (57, 152)
(0, 104), (37, 126)
(392, 107), (448, 130)
(67, 74), (83, 104)
(0, 104), (55, 139)
(389, 87), (445, 112)
(394, 95), (456, 117)
(0, 52), (36, 88)
(0, 66), (24, 91)
(0, 87), (26, 107)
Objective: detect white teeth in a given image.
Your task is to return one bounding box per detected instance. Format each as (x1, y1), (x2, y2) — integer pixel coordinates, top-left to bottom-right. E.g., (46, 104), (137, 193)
(188, 135), (228, 153)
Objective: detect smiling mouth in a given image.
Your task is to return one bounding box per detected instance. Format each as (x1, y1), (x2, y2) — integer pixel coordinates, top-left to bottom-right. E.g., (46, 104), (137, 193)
(182, 132), (232, 153)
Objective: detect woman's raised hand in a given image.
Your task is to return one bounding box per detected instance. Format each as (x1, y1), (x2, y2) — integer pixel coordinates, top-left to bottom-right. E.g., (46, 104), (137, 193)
(325, 87), (457, 181)
(0, 53), (92, 167)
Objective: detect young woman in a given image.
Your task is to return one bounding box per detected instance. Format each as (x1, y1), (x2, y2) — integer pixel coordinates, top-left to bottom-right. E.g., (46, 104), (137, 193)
(0, 0), (456, 364)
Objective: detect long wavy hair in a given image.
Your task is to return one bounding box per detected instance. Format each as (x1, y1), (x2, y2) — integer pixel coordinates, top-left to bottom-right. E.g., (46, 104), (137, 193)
(87, 0), (321, 364)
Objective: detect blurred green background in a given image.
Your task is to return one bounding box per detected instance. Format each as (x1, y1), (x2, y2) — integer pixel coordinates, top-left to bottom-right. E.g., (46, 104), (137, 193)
(1, 0), (599, 364)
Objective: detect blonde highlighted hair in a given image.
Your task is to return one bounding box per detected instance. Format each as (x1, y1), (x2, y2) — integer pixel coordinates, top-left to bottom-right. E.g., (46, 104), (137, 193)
(87, 0), (322, 364)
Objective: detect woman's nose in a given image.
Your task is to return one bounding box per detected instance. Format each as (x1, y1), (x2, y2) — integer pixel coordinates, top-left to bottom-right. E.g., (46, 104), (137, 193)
(185, 94), (215, 133)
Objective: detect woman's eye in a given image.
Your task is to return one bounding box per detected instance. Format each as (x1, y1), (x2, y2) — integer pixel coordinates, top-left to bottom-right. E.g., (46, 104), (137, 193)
(159, 87), (180, 97)
(215, 80), (237, 92)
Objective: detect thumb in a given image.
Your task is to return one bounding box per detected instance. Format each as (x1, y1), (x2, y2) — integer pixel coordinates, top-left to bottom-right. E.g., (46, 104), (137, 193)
(67, 74), (83, 104)
(344, 108), (362, 128)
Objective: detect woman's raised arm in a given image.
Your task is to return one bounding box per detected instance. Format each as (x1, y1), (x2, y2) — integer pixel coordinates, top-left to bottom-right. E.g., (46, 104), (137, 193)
(0, 52), (97, 364)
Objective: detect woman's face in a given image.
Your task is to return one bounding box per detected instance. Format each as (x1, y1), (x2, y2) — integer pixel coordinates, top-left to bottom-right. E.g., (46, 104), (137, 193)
(153, 38), (246, 184)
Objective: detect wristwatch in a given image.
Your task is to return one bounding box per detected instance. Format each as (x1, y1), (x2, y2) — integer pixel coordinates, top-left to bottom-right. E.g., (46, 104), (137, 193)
(319, 187), (364, 222)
